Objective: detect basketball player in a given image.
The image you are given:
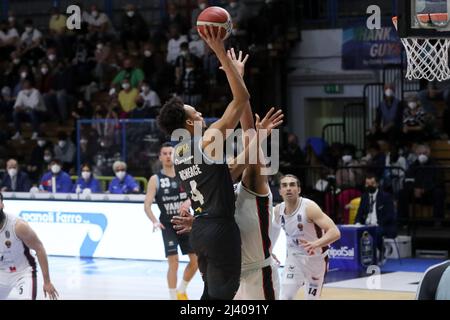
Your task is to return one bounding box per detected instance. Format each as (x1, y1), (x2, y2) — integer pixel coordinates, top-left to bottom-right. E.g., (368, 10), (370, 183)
(158, 26), (250, 300)
(416, 260), (450, 300)
(274, 175), (341, 300)
(0, 192), (59, 300)
(144, 143), (198, 300)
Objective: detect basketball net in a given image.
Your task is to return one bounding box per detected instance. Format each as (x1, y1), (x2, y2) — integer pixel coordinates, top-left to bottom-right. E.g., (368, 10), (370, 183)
(392, 16), (450, 81)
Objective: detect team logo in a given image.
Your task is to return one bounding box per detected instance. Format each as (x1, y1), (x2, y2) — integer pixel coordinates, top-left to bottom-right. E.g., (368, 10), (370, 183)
(297, 214), (302, 222)
(5, 240), (11, 248)
(287, 274), (294, 279)
(176, 143), (189, 157)
(9, 266), (16, 272)
(164, 189), (170, 194)
(5, 231), (10, 239)
(171, 181), (178, 189)
(297, 223), (303, 231)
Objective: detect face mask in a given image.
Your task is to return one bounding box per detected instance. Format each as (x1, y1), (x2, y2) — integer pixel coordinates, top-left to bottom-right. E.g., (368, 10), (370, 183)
(116, 171), (126, 180)
(366, 186), (377, 194)
(92, 11), (99, 18)
(51, 164), (61, 174)
(127, 11), (135, 17)
(58, 140), (66, 148)
(13, 58), (20, 65)
(41, 67), (48, 75)
(180, 50), (188, 56)
(8, 16), (14, 23)
(23, 89), (31, 95)
(8, 168), (17, 177)
(82, 171), (91, 180)
(342, 155), (353, 164)
(25, 26), (33, 33)
(385, 89), (394, 97)
(144, 50), (152, 57)
(37, 140), (46, 147)
(122, 83), (130, 90)
(418, 154), (428, 164)
(80, 139), (88, 145)
(230, 2), (238, 8)
(44, 155), (52, 162)
(48, 54), (56, 61)
(97, 43), (103, 50)
(142, 86), (149, 92)
(199, 3), (207, 10)
(20, 72), (27, 79)
(408, 102), (417, 109)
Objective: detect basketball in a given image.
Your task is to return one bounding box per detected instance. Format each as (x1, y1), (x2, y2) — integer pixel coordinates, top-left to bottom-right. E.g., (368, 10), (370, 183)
(197, 6), (233, 40)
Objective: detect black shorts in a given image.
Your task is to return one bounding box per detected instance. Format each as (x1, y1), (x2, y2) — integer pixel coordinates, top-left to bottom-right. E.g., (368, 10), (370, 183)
(161, 222), (194, 257)
(190, 218), (242, 300)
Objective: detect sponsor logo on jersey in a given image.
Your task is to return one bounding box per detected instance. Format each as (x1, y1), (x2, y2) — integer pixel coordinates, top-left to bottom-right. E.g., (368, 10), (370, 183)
(5, 231), (10, 239)
(171, 181), (178, 189)
(4, 240), (11, 248)
(9, 266), (16, 272)
(297, 223), (303, 231)
(328, 246), (355, 259)
(176, 143), (189, 157)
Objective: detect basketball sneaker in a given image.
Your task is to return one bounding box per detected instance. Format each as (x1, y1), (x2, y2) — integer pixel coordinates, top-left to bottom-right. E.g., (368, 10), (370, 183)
(177, 292), (188, 300)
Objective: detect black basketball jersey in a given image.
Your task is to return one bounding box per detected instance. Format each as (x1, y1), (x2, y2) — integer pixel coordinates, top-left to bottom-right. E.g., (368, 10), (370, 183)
(155, 170), (188, 222)
(174, 137), (235, 219)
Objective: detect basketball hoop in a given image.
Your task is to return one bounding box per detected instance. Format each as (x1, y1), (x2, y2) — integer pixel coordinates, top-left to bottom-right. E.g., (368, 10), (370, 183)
(393, 16), (450, 81)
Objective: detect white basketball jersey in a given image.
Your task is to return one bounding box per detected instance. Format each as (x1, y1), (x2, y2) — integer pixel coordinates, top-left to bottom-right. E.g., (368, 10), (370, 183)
(0, 212), (36, 273)
(234, 183), (277, 269)
(279, 198), (328, 257)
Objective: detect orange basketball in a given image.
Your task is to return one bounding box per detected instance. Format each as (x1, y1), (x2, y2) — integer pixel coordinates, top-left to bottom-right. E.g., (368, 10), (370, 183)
(197, 6), (233, 40)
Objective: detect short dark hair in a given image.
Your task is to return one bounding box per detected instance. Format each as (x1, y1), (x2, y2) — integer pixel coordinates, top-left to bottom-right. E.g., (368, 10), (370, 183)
(365, 172), (379, 183)
(280, 174), (301, 187)
(160, 142), (174, 153)
(0, 192), (3, 203)
(24, 19), (33, 26)
(57, 131), (67, 140)
(157, 97), (187, 136)
(81, 163), (92, 171)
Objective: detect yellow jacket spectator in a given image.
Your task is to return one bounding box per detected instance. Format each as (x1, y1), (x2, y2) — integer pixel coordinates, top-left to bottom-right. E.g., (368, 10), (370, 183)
(118, 80), (139, 114)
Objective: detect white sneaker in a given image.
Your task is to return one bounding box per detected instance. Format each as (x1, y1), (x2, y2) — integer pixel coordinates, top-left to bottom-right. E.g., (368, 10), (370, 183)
(31, 132), (39, 140)
(11, 132), (21, 140)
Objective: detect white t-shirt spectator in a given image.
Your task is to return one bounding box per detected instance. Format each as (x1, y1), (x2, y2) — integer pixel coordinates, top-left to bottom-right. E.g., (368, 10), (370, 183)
(14, 88), (46, 112)
(140, 90), (161, 108)
(0, 27), (19, 43)
(83, 12), (114, 33)
(189, 39), (205, 58)
(167, 35), (188, 64)
(20, 28), (42, 46)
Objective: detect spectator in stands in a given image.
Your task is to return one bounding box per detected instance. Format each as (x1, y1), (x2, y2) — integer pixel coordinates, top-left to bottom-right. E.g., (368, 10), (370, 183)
(120, 3), (149, 51)
(191, 0), (209, 29)
(418, 81), (450, 117)
(0, 19), (19, 60)
(11, 80), (46, 141)
(71, 99), (92, 121)
(118, 78), (139, 117)
(161, 2), (189, 36)
(189, 28), (206, 59)
(84, 5), (114, 42)
(19, 19), (44, 66)
(72, 163), (102, 194)
(175, 42), (201, 86)
(355, 173), (397, 255)
(27, 135), (53, 183)
(250, 0), (286, 47)
(166, 25), (188, 65)
(111, 58), (145, 90)
(361, 142), (385, 179)
(398, 144), (445, 227)
(108, 161), (140, 194)
(180, 58), (204, 107)
(39, 159), (72, 193)
(225, 0), (249, 45)
(137, 81), (161, 118)
(12, 65), (34, 98)
(370, 84), (403, 141)
(336, 144), (364, 189)
(0, 86), (14, 123)
(49, 7), (67, 36)
(93, 40), (114, 90)
(0, 159), (31, 192)
(383, 142), (407, 196)
(53, 131), (76, 172)
(141, 43), (156, 84)
(47, 59), (72, 124)
(402, 93), (430, 143)
(280, 132), (306, 182)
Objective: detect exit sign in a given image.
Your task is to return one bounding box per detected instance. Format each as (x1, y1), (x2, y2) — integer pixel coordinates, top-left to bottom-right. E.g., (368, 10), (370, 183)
(324, 84), (343, 94)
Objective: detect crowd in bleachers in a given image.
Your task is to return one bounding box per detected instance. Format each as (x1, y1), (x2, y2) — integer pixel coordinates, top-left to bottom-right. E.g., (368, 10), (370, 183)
(0, 0), (295, 191)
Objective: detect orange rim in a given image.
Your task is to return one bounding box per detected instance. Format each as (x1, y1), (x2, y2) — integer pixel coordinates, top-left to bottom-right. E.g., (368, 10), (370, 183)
(417, 13), (449, 23)
(392, 16), (398, 30)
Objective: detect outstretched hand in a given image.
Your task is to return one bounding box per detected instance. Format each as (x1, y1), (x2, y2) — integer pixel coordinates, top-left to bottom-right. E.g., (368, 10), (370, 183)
(199, 25), (226, 56)
(43, 281), (59, 300)
(221, 48), (249, 77)
(255, 108), (284, 136)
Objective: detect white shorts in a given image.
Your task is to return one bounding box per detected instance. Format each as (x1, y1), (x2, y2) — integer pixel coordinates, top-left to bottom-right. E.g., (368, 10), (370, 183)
(281, 253), (328, 300)
(234, 264), (280, 300)
(0, 268), (37, 300)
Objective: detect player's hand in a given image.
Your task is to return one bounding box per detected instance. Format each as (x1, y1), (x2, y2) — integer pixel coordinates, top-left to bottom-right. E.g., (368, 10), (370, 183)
(221, 48), (249, 77)
(255, 107), (284, 136)
(171, 215), (194, 235)
(199, 25), (226, 56)
(179, 199), (191, 216)
(299, 239), (318, 256)
(152, 221), (165, 232)
(272, 253), (281, 266)
(43, 281), (59, 300)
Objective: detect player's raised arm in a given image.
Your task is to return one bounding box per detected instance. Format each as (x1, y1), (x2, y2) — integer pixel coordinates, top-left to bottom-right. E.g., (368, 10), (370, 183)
(200, 26), (250, 143)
